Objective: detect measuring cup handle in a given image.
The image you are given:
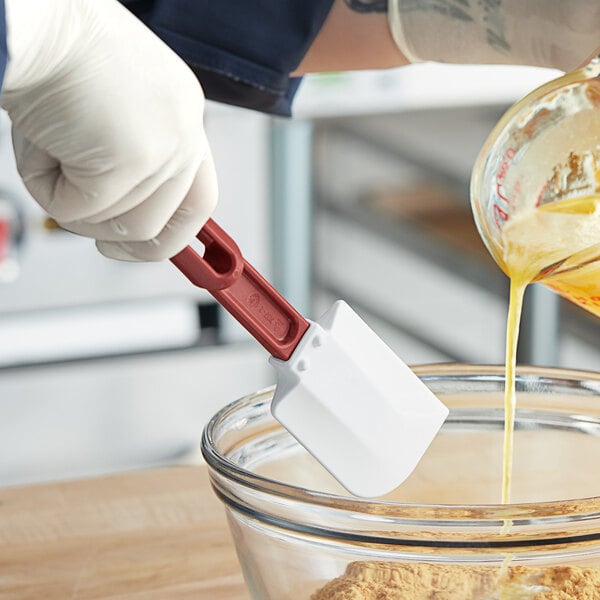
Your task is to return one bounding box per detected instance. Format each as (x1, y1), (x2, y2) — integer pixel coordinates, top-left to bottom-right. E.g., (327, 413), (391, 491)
(171, 219), (310, 361)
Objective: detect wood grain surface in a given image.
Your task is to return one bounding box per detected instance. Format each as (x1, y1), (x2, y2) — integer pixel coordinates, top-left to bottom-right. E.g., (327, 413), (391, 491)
(0, 466), (249, 600)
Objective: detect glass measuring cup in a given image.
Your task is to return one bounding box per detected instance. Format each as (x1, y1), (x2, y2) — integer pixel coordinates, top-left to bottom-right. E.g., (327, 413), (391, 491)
(471, 59), (600, 316)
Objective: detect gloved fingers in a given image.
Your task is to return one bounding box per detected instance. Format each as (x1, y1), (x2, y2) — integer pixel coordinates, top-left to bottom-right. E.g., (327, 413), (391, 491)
(96, 152), (218, 262)
(11, 131), (62, 209)
(13, 125), (204, 226)
(12, 126), (127, 223)
(60, 158), (202, 242)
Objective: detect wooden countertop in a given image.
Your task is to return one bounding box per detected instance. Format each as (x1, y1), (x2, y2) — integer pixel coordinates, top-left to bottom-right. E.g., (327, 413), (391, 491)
(0, 466), (249, 600)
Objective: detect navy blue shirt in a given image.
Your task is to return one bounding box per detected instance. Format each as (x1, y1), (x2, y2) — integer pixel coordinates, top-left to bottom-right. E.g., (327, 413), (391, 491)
(0, 0), (334, 116)
(123, 0), (334, 115)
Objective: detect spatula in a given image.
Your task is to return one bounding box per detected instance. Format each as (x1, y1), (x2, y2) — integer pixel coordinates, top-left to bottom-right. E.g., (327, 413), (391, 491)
(172, 219), (448, 498)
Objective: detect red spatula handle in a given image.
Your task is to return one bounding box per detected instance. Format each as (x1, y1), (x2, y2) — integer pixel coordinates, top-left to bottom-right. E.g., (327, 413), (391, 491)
(171, 219), (310, 361)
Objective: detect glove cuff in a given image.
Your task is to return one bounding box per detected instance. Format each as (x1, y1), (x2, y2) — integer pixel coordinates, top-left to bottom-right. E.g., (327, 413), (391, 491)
(388, 0), (600, 72)
(387, 0), (511, 66)
(387, 0), (422, 64)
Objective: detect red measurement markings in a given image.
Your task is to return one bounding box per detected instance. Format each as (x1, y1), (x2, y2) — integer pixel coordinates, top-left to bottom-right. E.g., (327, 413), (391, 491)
(536, 182), (548, 207)
(495, 146), (517, 206)
(493, 203), (510, 230)
(545, 284), (600, 309)
(492, 146), (518, 231)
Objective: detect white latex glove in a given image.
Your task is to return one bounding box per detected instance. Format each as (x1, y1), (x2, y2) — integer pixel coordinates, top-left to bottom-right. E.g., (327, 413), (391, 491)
(389, 0), (600, 72)
(1, 0), (217, 261)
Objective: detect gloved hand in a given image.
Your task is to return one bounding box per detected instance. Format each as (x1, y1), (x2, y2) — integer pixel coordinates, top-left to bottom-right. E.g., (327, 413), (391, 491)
(388, 1), (600, 72)
(1, 0), (217, 261)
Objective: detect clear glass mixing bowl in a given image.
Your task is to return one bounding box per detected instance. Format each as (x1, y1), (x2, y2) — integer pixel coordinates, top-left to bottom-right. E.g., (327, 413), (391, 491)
(202, 364), (600, 599)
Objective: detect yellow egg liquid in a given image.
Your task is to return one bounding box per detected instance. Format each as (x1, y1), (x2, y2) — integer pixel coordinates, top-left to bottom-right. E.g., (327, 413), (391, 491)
(500, 195), (600, 505)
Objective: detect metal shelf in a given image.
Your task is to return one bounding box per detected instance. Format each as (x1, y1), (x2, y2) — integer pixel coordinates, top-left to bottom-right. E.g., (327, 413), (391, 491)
(310, 108), (600, 369)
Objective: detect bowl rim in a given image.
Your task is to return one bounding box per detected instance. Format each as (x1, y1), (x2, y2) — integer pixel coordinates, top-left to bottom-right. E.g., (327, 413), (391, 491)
(202, 363), (600, 529)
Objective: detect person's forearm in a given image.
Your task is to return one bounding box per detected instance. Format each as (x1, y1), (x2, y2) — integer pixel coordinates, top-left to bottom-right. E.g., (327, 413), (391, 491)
(293, 0), (408, 75)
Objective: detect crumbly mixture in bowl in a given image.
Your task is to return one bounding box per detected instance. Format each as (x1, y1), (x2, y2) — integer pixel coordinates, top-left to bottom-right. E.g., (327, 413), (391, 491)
(311, 561), (600, 599)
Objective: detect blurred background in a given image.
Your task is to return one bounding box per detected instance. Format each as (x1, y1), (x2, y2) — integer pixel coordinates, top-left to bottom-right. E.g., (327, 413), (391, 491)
(1, 63), (599, 488)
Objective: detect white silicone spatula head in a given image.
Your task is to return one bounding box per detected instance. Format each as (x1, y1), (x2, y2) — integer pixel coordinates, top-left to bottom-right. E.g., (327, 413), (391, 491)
(173, 221), (448, 499)
(270, 300), (449, 498)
